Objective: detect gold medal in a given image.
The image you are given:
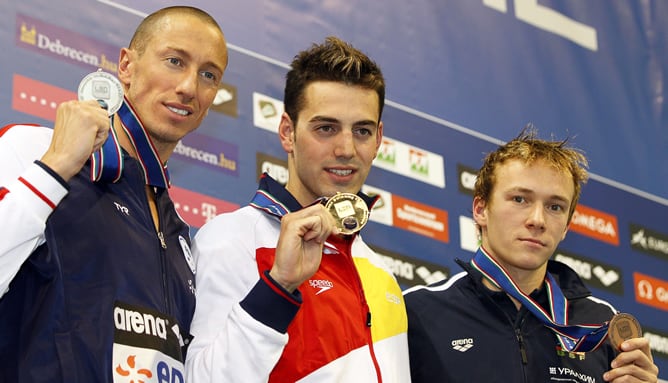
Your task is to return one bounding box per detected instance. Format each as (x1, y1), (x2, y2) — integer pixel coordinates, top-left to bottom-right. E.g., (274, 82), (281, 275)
(324, 192), (369, 235)
(78, 69), (124, 115)
(607, 312), (642, 350)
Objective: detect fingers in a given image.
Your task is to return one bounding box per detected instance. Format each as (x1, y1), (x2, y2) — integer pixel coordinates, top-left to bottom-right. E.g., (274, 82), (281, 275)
(604, 337), (659, 382)
(41, 100), (111, 181)
(270, 204), (339, 292)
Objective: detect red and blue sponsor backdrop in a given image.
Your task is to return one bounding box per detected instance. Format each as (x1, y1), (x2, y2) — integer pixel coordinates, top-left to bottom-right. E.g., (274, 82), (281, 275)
(2, 0), (667, 377)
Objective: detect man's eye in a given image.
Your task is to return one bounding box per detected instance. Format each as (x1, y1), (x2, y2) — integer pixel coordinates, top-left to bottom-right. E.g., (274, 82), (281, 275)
(550, 204), (564, 212)
(201, 71), (217, 82)
(355, 128), (372, 136)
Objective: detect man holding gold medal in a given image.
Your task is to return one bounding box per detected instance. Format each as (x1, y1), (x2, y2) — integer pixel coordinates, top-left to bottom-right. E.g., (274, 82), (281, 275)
(404, 127), (659, 382)
(186, 37), (410, 382)
(0, 6), (228, 382)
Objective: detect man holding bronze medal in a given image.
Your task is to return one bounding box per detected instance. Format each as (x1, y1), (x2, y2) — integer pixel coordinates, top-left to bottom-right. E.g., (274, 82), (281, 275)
(0, 6), (228, 382)
(404, 127), (659, 382)
(186, 37), (410, 382)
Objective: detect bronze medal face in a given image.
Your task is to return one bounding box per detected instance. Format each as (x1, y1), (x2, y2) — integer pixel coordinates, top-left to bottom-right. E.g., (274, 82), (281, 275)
(324, 192), (369, 235)
(608, 313), (643, 350)
(78, 69), (124, 115)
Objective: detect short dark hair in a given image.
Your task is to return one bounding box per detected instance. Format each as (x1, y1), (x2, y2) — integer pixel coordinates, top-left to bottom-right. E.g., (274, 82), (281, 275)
(129, 6), (223, 56)
(283, 36), (385, 124)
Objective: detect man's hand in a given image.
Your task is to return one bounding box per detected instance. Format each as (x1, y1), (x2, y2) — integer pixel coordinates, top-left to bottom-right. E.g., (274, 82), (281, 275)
(40, 100), (111, 181)
(269, 204), (339, 292)
(603, 337), (659, 382)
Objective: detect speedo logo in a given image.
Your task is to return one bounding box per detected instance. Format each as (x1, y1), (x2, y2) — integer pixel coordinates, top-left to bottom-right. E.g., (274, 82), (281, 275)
(308, 279), (333, 295)
(114, 306), (167, 340)
(451, 338), (474, 352)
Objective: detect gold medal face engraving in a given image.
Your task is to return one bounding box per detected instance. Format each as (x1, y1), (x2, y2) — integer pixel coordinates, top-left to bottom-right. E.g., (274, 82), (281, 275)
(608, 313), (642, 350)
(78, 69), (124, 115)
(324, 192), (369, 235)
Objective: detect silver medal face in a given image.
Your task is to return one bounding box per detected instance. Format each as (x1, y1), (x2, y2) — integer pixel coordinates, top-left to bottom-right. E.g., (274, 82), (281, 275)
(324, 192), (369, 235)
(77, 69), (124, 115)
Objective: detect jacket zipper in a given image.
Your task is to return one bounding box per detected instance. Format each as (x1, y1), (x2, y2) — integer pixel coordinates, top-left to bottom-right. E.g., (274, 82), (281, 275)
(152, 187), (170, 314)
(515, 327), (528, 364)
(342, 235), (382, 382)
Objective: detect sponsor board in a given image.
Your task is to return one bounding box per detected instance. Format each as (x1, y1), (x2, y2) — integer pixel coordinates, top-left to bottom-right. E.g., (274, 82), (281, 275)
(634, 272), (668, 312)
(209, 82), (238, 117)
(253, 92), (283, 133)
(553, 249), (623, 295)
(375, 136), (445, 188)
(16, 13), (118, 72)
(457, 163), (478, 196)
(459, 215), (479, 252)
(370, 245), (450, 287)
(170, 186), (239, 229)
(256, 152), (288, 185)
(173, 132), (239, 177)
(363, 184), (449, 243)
(12, 74), (75, 121)
(644, 327), (668, 360)
(569, 204), (620, 246)
(630, 223), (668, 261)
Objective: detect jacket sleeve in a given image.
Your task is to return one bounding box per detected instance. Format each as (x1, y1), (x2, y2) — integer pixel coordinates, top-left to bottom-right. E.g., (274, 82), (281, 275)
(0, 125), (68, 297)
(185, 211), (301, 383)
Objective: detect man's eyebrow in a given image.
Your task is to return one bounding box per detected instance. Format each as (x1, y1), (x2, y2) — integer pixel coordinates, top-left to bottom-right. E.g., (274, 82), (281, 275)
(165, 46), (225, 73)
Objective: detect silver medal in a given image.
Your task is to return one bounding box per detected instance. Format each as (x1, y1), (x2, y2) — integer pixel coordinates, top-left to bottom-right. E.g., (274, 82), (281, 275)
(77, 69), (124, 115)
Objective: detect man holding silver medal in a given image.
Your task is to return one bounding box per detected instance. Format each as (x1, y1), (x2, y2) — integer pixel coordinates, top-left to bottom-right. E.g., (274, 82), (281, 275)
(404, 127), (659, 382)
(186, 37), (410, 382)
(0, 6), (227, 382)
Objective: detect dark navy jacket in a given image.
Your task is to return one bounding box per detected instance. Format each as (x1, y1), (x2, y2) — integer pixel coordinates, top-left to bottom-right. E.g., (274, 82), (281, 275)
(404, 259), (617, 383)
(0, 153), (196, 383)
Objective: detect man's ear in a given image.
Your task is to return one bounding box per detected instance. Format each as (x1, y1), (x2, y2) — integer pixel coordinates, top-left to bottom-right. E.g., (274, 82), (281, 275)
(117, 47), (134, 88)
(278, 112), (295, 154)
(472, 196), (487, 227)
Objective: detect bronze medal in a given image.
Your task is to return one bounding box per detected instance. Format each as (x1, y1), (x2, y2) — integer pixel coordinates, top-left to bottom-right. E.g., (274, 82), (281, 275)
(607, 312), (642, 350)
(324, 192), (369, 235)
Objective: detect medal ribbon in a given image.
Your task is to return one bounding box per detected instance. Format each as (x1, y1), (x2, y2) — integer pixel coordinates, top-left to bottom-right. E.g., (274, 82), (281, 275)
(471, 247), (609, 352)
(249, 188), (338, 252)
(250, 189), (290, 218)
(90, 96), (170, 188)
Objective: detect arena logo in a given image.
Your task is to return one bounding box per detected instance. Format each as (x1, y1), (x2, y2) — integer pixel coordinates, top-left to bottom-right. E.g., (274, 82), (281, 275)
(173, 132), (238, 176)
(457, 163), (478, 196)
(114, 306), (167, 340)
(370, 245), (449, 288)
(553, 249), (623, 295)
(16, 14), (118, 72)
(629, 223), (668, 260)
(256, 152), (288, 185)
(568, 204), (619, 246)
